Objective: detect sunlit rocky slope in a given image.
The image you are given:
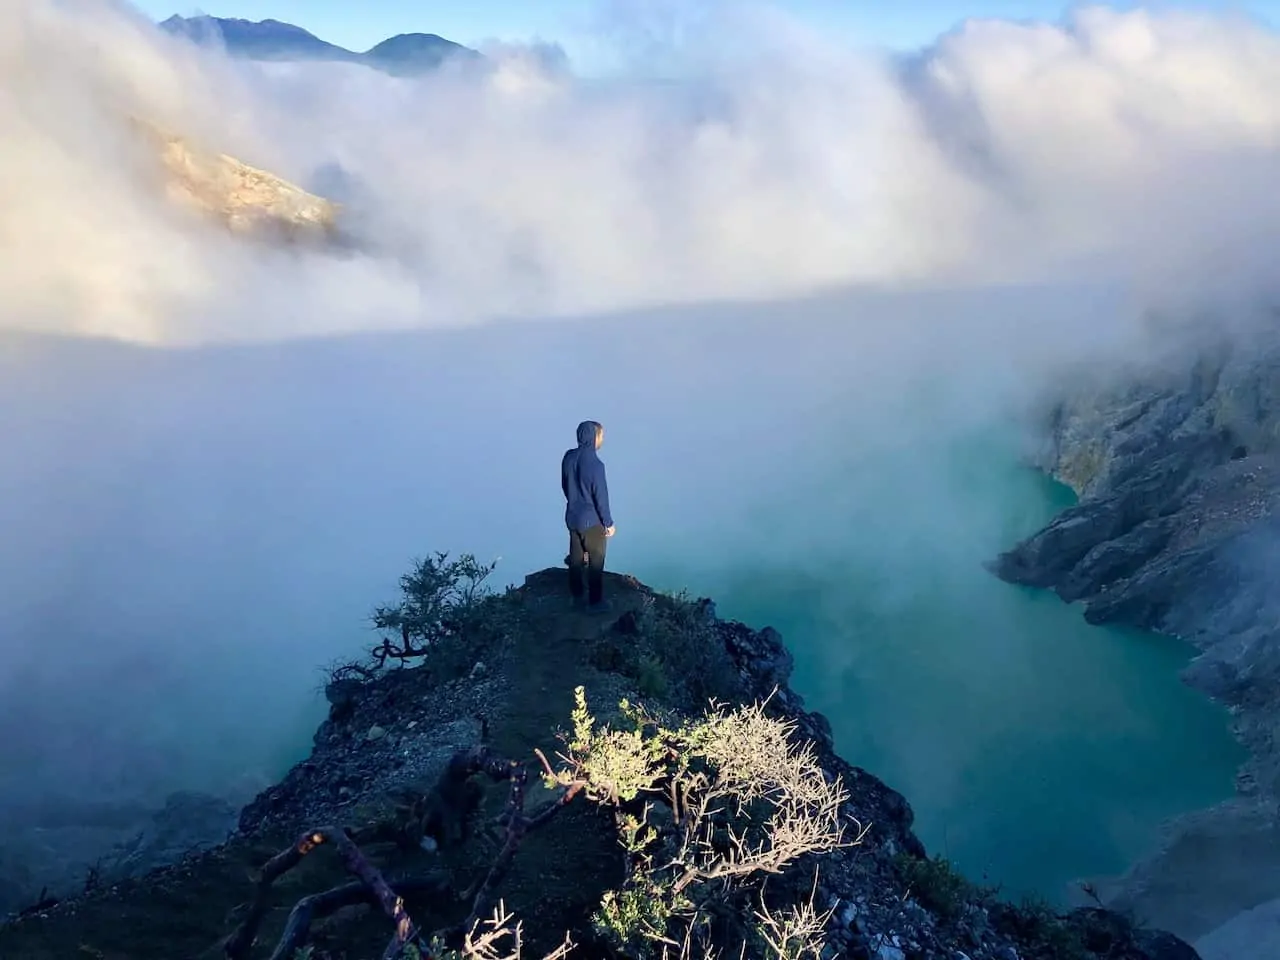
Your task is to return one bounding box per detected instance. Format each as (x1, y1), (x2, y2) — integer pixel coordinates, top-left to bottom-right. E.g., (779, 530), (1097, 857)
(133, 119), (337, 241)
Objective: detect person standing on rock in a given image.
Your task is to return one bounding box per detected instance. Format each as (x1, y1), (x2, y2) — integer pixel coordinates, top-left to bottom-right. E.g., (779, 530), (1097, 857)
(561, 420), (614, 609)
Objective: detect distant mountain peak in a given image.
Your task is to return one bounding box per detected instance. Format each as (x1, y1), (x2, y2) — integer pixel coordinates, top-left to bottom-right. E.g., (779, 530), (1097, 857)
(362, 32), (481, 71)
(370, 32), (451, 46)
(158, 15), (480, 74)
(162, 14), (317, 36)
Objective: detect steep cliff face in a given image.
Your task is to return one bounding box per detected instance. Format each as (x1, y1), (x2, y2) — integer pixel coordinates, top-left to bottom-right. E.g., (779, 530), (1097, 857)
(996, 339), (1280, 789)
(993, 333), (1280, 944)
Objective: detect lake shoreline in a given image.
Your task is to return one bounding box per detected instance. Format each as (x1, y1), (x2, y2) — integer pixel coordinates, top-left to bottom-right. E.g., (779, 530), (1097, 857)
(991, 337), (1280, 951)
(635, 454), (1243, 913)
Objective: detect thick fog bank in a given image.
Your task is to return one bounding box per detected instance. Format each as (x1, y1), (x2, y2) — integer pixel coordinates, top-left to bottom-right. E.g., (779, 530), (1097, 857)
(8, 2), (1280, 344)
(0, 283), (1135, 809)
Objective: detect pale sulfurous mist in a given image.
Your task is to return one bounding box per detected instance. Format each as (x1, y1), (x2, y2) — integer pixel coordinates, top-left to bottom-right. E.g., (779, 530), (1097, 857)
(2, 0), (1279, 953)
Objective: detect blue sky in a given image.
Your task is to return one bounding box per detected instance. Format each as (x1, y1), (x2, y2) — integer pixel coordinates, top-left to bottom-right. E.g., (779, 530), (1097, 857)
(131, 1), (1277, 68)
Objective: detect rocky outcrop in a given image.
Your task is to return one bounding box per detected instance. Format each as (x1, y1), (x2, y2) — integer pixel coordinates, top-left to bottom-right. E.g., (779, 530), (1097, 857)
(132, 118), (339, 241)
(0, 568), (1196, 960)
(992, 334), (1280, 944)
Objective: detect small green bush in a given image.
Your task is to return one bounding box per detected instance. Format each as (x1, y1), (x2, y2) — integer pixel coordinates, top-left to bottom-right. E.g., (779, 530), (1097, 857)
(614, 592), (741, 709)
(894, 853), (988, 922)
(633, 654), (669, 699)
(328, 552), (509, 683)
(554, 688), (851, 959)
(995, 897), (1092, 960)
(372, 551), (497, 647)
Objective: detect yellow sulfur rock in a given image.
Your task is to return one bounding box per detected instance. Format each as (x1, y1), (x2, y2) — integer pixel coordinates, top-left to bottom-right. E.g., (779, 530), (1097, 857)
(133, 118), (339, 240)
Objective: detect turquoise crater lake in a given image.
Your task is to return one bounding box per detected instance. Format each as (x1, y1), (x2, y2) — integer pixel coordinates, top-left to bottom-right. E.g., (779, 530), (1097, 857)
(634, 430), (1245, 903)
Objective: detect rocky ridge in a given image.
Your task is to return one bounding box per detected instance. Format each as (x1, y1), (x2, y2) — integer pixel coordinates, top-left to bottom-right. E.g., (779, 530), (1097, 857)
(123, 117), (339, 242)
(0, 567), (1197, 959)
(991, 331), (1280, 947)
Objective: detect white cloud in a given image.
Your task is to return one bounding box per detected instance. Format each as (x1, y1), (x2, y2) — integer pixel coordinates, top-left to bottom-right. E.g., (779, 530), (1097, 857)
(7, 2), (1280, 344)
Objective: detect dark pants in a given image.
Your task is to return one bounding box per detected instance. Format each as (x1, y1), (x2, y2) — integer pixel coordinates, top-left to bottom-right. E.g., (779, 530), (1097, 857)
(568, 525), (607, 605)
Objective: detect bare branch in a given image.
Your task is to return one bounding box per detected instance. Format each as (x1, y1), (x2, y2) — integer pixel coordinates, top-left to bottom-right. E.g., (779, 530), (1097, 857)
(267, 875), (449, 960)
(572, 692), (857, 958)
(461, 762), (529, 930)
(223, 825), (422, 960)
(225, 746), (562, 960)
(752, 872), (832, 960)
(456, 902), (573, 960)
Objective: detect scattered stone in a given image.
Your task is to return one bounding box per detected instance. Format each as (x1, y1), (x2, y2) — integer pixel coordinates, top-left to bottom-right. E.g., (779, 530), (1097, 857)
(838, 900), (858, 929)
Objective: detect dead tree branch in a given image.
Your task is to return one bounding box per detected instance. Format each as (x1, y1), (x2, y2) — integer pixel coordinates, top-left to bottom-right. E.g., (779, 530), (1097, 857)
(224, 825), (421, 960)
(268, 875), (450, 960)
(493, 749), (584, 832)
(225, 746), (585, 960)
(461, 762), (528, 931)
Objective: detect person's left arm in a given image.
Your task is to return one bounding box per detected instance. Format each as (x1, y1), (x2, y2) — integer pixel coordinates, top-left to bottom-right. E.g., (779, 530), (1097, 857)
(591, 459), (614, 531)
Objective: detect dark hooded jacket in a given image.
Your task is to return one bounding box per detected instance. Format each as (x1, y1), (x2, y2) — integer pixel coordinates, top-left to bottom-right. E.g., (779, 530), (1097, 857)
(561, 420), (613, 532)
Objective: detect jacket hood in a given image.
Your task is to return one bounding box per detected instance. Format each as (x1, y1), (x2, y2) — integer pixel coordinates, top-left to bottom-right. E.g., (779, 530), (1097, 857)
(576, 420), (601, 448)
